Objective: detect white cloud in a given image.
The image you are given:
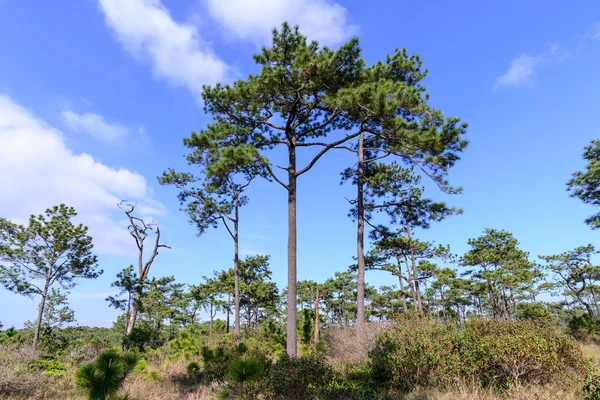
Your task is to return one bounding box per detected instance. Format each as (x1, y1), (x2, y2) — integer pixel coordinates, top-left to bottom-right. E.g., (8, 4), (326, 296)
(98, 0), (230, 98)
(0, 94), (164, 256)
(495, 54), (537, 87)
(63, 110), (129, 141)
(204, 0), (358, 46)
(495, 45), (561, 88)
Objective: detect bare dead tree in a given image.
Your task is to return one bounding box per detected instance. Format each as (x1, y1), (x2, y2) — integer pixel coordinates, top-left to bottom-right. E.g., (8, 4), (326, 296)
(118, 201), (170, 335)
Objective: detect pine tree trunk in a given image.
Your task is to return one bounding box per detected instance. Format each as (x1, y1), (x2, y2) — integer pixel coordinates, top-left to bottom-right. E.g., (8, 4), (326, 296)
(405, 258), (418, 311)
(314, 287), (320, 344)
(396, 258), (408, 312)
(125, 295), (131, 336)
(33, 280), (50, 349)
(226, 292), (230, 334)
(501, 289), (510, 320)
(405, 224), (422, 311)
(286, 145), (298, 357)
(510, 288), (517, 316)
(209, 301), (214, 335)
(356, 132), (366, 331)
(234, 207), (241, 336)
(126, 291), (140, 335)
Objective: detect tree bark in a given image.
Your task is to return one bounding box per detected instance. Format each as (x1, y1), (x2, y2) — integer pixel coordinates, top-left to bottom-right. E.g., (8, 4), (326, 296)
(126, 291), (140, 335)
(234, 203), (241, 336)
(33, 280), (50, 348)
(226, 292), (230, 334)
(405, 224), (422, 312)
(396, 258), (408, 312)
(286, 145), (298, 357)
(314, 287), (320, 344)
(209, 301), (213, 335)
(404, 258), (418, 311)
(356, 132), (366, 331)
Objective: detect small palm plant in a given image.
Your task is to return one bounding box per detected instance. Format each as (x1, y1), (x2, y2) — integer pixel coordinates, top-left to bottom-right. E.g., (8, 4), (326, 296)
(74, 350), (138, 400)
(228, 355), (264, 399)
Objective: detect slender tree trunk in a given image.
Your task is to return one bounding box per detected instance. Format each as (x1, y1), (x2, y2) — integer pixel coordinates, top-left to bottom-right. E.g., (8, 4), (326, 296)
(590, 283), (600, 316)
(209, 301), (213, 335)
(234, 206), (241, 336)
(396, 258), (408, 312)
(405, 258), (418, 311)
(286, 145), (298, 357)
(356, 132), (366, 331)
(126, 291), (140, 335)
(33, 280), (51, 348)
(510, 288), (517, 317)
(314, 287), (320, 344)
(125, 295), (131, 336)
(440, 288), (447, 320)
(501, 289), (510, 320)
(226, 292), (230, 334)
(405, 224), (422, 311)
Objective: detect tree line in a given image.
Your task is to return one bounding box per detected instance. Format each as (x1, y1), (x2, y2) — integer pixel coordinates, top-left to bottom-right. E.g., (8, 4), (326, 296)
(2, 23), (600, 355)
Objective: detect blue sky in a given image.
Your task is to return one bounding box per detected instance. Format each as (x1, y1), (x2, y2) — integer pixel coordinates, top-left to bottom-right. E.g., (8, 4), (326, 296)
(1, 0), (600, 328)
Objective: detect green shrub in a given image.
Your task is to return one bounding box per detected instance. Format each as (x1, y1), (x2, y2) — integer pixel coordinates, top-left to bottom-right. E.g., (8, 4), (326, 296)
(264, 354), (332, 400)
(228, 355), (266, 398)
(515, 302), (553, 324)
(319, 363), (380, 400)
(35, 358), (67, 378)
(122, 325), (163, 352)
(569, 314), (600, 343)
(369, 317), (586, 393)
(165, 326), (204, 361)
(584, 367), (600, 400)
(187, 361), (201, 374)
(132, 359), (148, 376)
(459, 319), (585, 388)
(201, 346), (232, 383)
(144, 369), (163, 383)
(74, 350), (138, 400)
(370, 317), (460, 392)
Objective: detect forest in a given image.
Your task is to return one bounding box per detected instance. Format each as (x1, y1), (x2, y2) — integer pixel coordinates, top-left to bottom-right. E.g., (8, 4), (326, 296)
(2, 23), (600, 400)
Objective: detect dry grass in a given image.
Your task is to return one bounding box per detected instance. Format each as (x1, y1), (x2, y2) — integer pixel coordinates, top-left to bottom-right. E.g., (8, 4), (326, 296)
(403, 381), (581, 400)
(120, 359), (215, 400)
(0, 344), (46, 399)
(322, 321), (389, 366)
(581, 341), (600, 362)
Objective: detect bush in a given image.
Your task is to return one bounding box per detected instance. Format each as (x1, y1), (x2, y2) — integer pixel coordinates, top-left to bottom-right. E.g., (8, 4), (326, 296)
(228, 355), (266, 398)
(515, 302), (553, 325)
(569, 314), (600, 343)
(186, 361), (201, 374)
(370, 317), (460, 392)
(264, 354), (332, 400)
(143, 369), (163, 383)
(35, 357), (67, 378)
(460, 319), (585, 388)
(319, 363), (381, 400)
(369, 317), (587, 393)
(122, 325), (163, 352)
(74, 349), (138, 400)
(0, 344), (47, 398)
(584, 367), (600, 400)
(201, 345), (232, 383)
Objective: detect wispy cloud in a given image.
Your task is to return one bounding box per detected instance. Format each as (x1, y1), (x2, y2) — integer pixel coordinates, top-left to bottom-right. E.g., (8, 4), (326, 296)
(62, 110), (129, 142)
(98, 0), (230, 99)
(495, 45), (561, 88)
(496, 22), (600, 88)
